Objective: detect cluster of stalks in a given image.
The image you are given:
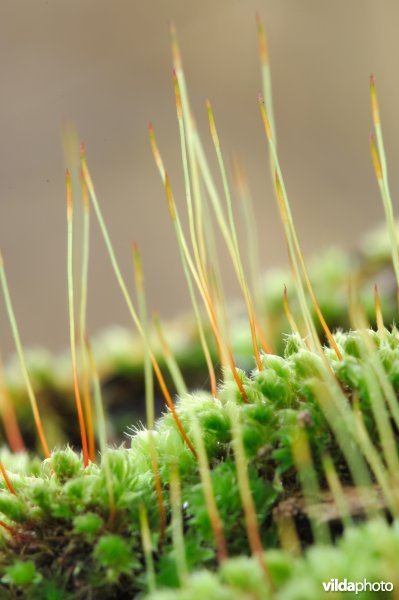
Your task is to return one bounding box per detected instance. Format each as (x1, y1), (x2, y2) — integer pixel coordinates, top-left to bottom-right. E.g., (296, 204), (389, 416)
(0, 14), (398, 599)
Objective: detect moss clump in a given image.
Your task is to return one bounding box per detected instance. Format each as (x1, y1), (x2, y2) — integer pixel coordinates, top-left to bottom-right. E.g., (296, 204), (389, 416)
(2, 560), (42, 588)
(3, 232), (397, 451)
(147, 518), (399, 600)
(0, 329), (398, 597)
(73, 512), (104, 538)
(93, 535), (138, 583)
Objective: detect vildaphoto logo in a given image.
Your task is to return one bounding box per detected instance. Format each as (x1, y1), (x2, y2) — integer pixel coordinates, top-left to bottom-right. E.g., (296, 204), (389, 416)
(322, 579), (394, 594)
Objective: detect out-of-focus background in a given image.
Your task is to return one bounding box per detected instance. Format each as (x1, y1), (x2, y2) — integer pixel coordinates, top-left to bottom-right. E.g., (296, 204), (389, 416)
(1, 0), (399, 357)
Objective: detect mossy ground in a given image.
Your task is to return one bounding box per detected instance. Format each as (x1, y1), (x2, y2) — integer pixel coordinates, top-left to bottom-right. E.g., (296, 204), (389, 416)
(1, 329), (399, 598)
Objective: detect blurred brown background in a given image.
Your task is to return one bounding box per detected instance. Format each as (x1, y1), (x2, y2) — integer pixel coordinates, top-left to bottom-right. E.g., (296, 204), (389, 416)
(1, 0), (398, 358)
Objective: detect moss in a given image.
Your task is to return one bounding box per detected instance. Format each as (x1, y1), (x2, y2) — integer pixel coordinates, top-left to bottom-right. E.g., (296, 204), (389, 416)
(0, 12), (398, 597)
(93, 535), (138, 582)
(0, 494), (27, 523)
(2, 560), (42, 587)
(147, 519), (399, 600)
(0, 330), (398, 597)
(73, 512), (104, 538)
